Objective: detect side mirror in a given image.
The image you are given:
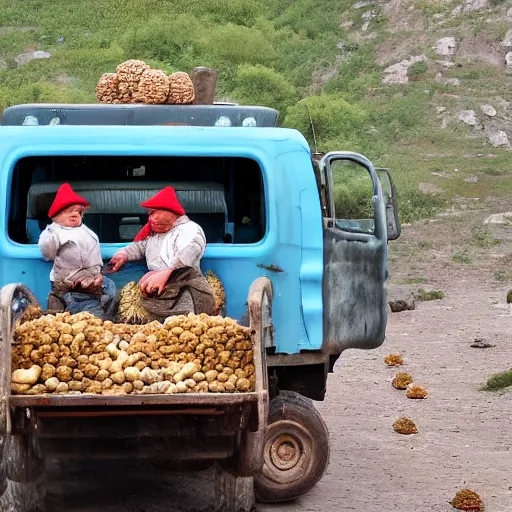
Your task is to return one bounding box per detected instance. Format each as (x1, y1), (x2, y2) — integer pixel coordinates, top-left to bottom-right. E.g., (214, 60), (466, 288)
(376, 168), (401, 241)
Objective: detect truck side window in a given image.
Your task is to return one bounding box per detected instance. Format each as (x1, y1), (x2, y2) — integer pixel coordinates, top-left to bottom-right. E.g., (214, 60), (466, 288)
(330, 160), (375, 235)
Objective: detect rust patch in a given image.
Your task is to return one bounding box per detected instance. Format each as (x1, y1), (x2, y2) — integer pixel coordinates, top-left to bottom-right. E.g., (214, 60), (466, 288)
(257, 264), (284, 273)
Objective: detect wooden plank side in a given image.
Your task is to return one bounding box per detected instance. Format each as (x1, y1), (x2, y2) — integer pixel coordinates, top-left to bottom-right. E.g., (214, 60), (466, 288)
(10, 391), (259, 408)
(235, 277), (271, 475)
(0, 284), (40, 435)
(0, 284), (17, 435)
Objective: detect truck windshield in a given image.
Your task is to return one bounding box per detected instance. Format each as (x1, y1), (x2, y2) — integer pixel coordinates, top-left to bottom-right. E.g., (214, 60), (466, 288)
(8, 155), (266, 246)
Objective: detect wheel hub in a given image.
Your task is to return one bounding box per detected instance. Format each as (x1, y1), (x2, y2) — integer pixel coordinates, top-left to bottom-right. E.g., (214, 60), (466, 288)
(261, 420), (314, 484)
(270, 434), (301, 470)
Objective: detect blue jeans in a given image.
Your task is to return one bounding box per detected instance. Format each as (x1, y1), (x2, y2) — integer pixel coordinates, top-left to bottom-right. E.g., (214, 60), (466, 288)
(59, 276), (116, 320)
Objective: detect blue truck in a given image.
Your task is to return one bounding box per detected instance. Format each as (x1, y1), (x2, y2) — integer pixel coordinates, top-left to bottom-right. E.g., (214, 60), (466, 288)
(0, 100), (400, 511)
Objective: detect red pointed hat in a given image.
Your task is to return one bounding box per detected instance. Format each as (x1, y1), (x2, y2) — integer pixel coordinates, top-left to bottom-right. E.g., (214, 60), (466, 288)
(48, 183), (90, 218)
(140, 186), (185, 215)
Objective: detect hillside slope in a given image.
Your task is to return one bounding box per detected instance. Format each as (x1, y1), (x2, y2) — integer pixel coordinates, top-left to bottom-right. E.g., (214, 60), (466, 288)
(1, 0), (512, 221)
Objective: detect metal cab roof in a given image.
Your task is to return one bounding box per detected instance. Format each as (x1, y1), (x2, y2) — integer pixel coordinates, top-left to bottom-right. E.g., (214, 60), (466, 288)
(0, 103), (279, 127)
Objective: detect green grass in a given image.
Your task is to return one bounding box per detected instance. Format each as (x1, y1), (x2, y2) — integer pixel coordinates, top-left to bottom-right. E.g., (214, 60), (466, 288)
(452, 250), (472, 264)
(481, 370), (512, 391)
(407, 61), (428, 81)
(471, 227), (501, 248)
(417, 288), (445, 300)
(493, 269), (512, 281)
(417, 240), (435, 250)
(399, 277), (428, 284)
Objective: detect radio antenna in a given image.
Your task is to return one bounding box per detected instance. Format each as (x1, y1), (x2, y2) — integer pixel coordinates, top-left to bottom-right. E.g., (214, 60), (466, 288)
(305, 102), (318, 154)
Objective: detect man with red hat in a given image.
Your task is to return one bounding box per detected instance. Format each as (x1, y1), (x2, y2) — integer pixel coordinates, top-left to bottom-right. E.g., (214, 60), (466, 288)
(39, 183), (116, 318)
(109, 186), (214, 318)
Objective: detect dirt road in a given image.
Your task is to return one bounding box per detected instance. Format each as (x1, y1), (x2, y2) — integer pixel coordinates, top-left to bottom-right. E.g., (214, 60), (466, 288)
(45, 204), (512, 511)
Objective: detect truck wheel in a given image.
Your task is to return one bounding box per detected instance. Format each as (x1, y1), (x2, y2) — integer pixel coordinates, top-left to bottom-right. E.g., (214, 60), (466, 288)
(0, 431), (46, 512)
(254, 390), (330, 503)
(213, 461), (256, 512)
(0, 436), (7, 496)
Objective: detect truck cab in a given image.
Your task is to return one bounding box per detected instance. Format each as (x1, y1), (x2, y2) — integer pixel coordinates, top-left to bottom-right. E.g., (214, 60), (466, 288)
(0, 102), (400, 510)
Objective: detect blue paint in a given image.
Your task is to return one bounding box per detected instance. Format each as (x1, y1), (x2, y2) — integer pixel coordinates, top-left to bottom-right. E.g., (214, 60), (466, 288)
(0, 125), (324, 354)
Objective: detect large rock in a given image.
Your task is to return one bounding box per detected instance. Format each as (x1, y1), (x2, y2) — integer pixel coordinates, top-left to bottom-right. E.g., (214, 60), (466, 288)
(481, 104), (497, 117)
(388, 286), (417, 313)
(495, 97), (510, 111)
(458, 110), (478, 126)
(444, 77), (460, 86)
(436, 60), (455, 68)
(382, 55), (427, 84)
(502, 29), (512, 48)
(14, 50), (51, 67)
(435, 72), (460, 86)
(435, 37), (456, 56)
(361, 10), (376, 31)
(489, 131), (509, 147)
(353, 0), (373, 8)
(506, 52), (512, 74)
(484, 212), (512, 224)
(451, 0), (489, 15)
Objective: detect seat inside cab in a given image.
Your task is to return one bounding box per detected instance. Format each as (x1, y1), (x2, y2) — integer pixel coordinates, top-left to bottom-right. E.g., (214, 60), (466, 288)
(25, 181), (229, 245)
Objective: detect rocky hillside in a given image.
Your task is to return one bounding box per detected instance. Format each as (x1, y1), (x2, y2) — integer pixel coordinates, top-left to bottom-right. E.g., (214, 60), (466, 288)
(367, 0), (512, 150)
(1, 0), (511, 221)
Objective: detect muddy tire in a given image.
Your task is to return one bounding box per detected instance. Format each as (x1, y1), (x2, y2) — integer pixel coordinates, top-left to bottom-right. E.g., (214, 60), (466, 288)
(0, 430), (46, 512)
(213, 462), (256, 512)
(0, 437), (6, 496)
(254, 390), (330, 503)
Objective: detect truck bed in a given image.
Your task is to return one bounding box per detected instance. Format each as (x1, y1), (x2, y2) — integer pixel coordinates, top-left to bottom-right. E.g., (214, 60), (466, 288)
(1, 280), (270, 472)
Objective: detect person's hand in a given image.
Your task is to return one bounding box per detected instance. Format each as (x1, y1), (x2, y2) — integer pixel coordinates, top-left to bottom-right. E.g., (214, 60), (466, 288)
(109, 251), (128, 272)
(138, 270), (157, 293)
(92, 274), (103, 290)
(73, 274), (103, 294)
(139, 269), (173, 296)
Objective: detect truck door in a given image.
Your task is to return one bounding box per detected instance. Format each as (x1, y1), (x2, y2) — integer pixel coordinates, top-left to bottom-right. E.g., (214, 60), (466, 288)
(319, 152), (397, 355)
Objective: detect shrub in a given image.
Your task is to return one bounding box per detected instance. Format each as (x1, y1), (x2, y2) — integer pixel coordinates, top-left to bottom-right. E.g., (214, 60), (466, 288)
(452, 250), (472, 264)
(187, 0), (267, 26)
(370, 88), (432, 143)
(417, 289), (444, 301)
(1, 82), (73, 108)
(471, 227), (501, 248)
(232, 65), (298, 118)
(407, 61), (428, 80)
(284, 94), (369, 146)
(120, 14), (203, 64)
(324, 45), (381, 101)
(205, 24), (276, 66)
(482, 370), (512, 391)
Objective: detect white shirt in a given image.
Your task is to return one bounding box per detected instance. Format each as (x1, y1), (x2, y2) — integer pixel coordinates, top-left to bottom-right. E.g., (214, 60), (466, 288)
(38, 223), (103, 283)
(122, 216), (206, 271)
